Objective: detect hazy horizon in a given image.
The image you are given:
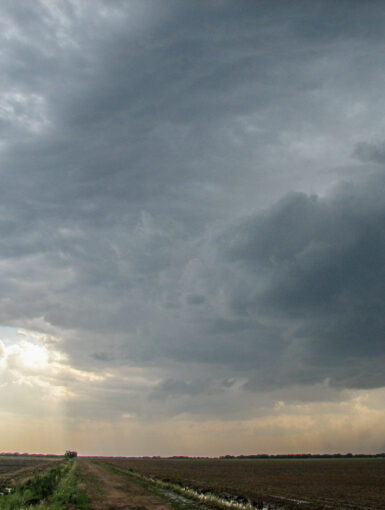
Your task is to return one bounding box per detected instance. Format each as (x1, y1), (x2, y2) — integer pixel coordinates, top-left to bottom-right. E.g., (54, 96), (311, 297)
(1, 0), (385, 457)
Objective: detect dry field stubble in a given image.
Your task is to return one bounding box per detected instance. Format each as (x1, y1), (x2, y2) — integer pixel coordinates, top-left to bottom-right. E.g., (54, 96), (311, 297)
(104, 457), (385, 509)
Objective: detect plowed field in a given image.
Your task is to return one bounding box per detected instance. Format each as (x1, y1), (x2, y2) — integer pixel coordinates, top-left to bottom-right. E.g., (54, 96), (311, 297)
(103, 457), (385, 509)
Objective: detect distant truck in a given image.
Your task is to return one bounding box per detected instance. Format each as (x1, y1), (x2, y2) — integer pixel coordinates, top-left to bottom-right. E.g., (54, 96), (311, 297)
(64, 450), (78, 459)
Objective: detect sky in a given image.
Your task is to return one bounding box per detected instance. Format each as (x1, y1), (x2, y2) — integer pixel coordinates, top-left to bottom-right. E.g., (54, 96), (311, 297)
(1, 0), (385, 456)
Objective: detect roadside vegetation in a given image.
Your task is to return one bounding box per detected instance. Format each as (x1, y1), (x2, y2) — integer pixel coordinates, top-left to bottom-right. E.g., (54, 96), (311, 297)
(0, 459), (89, 509)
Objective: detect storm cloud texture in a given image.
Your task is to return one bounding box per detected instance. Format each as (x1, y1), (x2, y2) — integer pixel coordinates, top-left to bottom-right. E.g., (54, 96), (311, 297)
(1, 0), (385, 455)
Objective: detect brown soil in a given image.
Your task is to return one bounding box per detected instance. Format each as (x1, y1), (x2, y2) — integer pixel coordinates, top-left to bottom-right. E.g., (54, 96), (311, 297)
(78, 460), (172, 510)
(106, 457), (385, 510)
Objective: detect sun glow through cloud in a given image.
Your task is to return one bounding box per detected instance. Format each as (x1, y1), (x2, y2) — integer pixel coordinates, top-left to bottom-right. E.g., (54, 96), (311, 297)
(0, 328), (105, 407)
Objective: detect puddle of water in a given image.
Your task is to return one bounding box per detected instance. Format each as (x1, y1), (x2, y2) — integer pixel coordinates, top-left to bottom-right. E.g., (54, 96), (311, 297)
(161, 489), (204, 509)
(168, 485), (270, 510)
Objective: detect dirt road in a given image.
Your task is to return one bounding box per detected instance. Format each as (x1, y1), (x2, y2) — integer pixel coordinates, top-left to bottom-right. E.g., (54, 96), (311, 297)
(79, 460), (172, 510)
(78, 460), (172, 510)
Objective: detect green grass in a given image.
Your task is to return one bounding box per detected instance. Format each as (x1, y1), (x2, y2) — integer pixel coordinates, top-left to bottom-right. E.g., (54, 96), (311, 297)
(0, 459), (90, 509)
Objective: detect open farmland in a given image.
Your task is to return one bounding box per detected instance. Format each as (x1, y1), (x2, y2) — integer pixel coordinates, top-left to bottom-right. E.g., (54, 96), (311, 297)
(103, 457), (385, 510)
(2, 457), (385, 510)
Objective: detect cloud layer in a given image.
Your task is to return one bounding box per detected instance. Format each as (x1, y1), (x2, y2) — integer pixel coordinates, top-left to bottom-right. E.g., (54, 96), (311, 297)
(0, 0), (385, 454)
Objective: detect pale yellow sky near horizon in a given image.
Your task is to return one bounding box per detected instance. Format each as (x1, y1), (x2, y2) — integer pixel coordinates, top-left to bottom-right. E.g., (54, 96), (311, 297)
(0, 329), (384, 457)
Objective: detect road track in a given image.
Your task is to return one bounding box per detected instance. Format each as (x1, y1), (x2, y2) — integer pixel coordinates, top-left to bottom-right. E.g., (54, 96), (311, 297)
(78, 459), (174, 510)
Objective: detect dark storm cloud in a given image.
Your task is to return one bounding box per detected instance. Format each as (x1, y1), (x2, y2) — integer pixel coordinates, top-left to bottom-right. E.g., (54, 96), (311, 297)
(1, 0), (385, 420)
(353, 141), (385, 164)
(150, 378), (212, 399)
(219, 172), (385, 389)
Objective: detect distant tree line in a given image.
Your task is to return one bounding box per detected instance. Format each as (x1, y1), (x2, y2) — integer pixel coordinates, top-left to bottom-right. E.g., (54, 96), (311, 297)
(0, 452), (62, 458)
(0, 451), (78, 458)
(106, 453), (385, 460)
(219, 453), (385, 459)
